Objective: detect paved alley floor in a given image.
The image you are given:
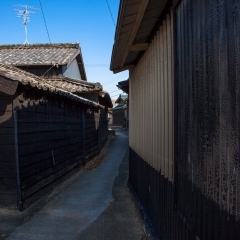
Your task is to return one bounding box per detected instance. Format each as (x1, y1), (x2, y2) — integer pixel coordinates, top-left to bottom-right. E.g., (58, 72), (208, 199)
(0, 129), (147, 240)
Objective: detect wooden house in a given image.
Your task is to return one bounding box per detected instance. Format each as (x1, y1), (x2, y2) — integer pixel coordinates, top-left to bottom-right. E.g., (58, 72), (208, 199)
(0, 63), (112, 210)
(112, 94), (128, 127)
(0, 43), (87, 80)
(111, 0), (240, 239)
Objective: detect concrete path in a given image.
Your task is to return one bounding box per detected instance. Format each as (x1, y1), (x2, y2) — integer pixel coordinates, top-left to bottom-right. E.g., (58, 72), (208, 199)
(0, 129), (146, 240)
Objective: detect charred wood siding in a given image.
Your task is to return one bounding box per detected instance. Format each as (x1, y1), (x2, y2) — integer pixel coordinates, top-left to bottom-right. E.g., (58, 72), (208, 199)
(129, 148), (194, 239)
(112, 109), (125, 126)
(0, 84), (109, 210)
(0, 92), (17, 208)
(98, 109), (108, 150)
(84, 112), (98, 161)
(84, 109), (108, 160)
(16, 87), (84, 209)
(176, 0), (240, 238)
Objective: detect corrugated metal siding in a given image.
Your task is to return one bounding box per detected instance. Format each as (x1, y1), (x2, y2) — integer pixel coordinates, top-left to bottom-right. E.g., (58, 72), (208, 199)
(129, 10), (174, 180)
(176, 0), (240, 238)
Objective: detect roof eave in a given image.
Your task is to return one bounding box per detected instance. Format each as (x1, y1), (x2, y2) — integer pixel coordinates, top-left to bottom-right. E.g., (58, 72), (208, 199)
(76, 53), (87, 81)
(110, 0), (170, 73)
(110, 0), (150, 72)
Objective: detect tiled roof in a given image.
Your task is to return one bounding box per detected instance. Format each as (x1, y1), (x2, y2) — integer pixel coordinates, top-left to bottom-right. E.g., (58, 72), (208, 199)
(0, 43), (78, 66)
(0, 43), (87, 80)
(45, 76), (103, 94)
(0, 63), (102, 108)
(45, 77), (113, 108)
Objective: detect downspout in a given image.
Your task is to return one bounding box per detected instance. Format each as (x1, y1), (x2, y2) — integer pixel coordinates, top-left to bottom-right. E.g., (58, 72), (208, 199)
(14, 110), (23, 211)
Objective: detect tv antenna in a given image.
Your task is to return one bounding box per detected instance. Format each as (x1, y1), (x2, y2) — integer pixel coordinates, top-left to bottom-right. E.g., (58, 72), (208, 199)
(14, 5), (39, 44)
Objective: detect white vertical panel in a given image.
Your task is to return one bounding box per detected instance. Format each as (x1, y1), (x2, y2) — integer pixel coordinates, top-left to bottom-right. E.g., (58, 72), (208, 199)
(167, 12), (174, 180)
(129, 10), (174, 181)
(160, 25), (165, 174)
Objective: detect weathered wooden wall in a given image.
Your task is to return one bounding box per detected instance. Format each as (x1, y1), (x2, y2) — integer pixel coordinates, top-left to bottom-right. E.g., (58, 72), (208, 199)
(112, 109), (125, 126)
(0, 84), (109, 210)
(129, 9), (174, 179)
(0, 92), (17, 208)
(15, 85), (84, 209)
(98, 109), (108, 150)
(175, 0), (240, 238)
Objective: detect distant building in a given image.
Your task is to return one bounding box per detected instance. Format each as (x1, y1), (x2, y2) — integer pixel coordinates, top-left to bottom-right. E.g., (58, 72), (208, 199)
(112, 94), (128, 127)
(0, 43), (87, 80)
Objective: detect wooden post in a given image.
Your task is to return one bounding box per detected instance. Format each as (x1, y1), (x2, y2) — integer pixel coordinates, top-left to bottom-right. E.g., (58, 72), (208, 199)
(82, 108), (85, 161)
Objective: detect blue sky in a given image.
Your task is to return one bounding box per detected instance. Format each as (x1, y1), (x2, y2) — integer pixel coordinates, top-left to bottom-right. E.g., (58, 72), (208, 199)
(0, 0), (128, 99)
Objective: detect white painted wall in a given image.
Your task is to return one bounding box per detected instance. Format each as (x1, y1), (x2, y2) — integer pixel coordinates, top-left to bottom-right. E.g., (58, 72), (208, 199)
(62, 59), (81, 80)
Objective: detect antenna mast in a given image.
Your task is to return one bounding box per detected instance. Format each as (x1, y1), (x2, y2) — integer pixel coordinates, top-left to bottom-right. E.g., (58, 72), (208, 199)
(14, 5), (39, 44)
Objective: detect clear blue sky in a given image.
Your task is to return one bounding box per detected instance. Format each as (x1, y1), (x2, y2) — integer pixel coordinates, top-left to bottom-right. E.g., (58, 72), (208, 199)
(0, 0), (128, 99)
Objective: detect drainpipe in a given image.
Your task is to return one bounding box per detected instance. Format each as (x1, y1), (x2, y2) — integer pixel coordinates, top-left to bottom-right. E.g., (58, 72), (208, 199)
(14, 111), (23, 211)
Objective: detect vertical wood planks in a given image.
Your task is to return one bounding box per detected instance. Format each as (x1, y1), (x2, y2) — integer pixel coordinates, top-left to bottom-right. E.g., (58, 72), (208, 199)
(129, 10), (174, 180)
(175, 0), (240, 238)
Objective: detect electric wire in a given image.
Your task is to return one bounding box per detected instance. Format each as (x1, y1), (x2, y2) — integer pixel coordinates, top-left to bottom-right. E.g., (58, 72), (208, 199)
(111, 93), (124, 98)
(39, 0), (51, 44)
(42, 64), (56, 76)
(105, 85), (119, 91)
(105, 0), (115, 27)
(109, 89), (120, 94)
(103, 72), (128, 86)
(38, 0), (56, 77)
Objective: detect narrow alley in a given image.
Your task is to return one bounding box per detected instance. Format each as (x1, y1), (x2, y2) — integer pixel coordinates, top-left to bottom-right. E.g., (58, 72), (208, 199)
(0, 129), (147, 240)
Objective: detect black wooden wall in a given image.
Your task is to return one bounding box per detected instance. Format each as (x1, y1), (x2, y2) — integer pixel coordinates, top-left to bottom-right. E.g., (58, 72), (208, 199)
(15, 86), (84, 209)
(0, 84), (109, 210)
(98, 109), (108, 150)
(18, 65), (62, 77)
(112, 109), (125, 126)
(176, 0), (240, 238)
(0, 92), (17, 208)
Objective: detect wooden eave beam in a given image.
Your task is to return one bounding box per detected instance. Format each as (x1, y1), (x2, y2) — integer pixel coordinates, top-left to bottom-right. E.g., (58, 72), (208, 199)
(128, 43), (148, 51)
(120, 0), (150, 68)
(0, 76), (18, 95)
(113, 64), (135, 74)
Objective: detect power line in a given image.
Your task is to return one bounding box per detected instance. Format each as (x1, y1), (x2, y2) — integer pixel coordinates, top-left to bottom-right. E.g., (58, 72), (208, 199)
(42, 64), (55, 76)
(105, 85), (119, 91)
(103, 72), (128, 86)
(85, 64), (109, 67)
(105, 0), (115, 27)
(109, 89), (120, 94)
(111, 92), (123, 98)
(39, 0), (51, 43)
